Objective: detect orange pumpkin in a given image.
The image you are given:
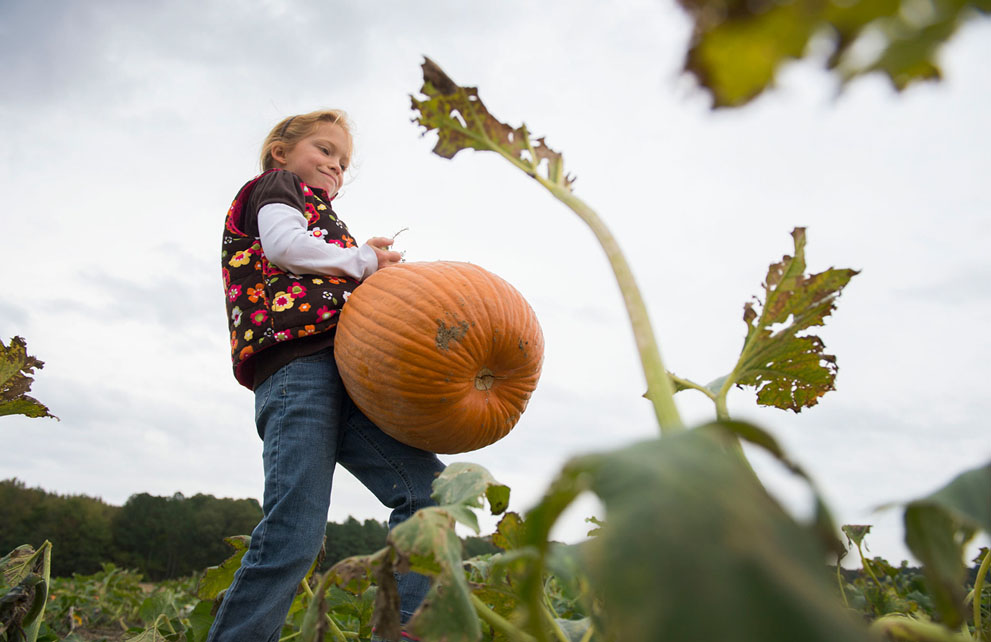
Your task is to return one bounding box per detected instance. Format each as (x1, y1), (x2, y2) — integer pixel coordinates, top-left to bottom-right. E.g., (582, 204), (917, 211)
(334, 261), (543, 454)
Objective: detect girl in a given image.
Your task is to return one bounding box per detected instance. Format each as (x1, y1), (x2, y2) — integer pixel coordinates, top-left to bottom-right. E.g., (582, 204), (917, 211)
(213, 110), (444, 642)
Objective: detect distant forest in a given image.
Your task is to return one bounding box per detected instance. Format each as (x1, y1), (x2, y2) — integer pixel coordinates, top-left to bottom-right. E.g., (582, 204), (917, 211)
(0, 478), (498, 580)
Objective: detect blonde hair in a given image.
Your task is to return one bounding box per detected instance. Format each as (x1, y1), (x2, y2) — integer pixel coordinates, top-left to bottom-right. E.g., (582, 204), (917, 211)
(260, 109), (354, 171)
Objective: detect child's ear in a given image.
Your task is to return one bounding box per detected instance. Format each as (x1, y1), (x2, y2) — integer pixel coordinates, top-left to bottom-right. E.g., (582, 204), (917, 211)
(270, 143), (288, 167)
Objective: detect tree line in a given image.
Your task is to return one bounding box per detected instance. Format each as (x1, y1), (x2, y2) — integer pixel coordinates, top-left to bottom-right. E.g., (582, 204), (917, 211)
(0, 478), (497, 581)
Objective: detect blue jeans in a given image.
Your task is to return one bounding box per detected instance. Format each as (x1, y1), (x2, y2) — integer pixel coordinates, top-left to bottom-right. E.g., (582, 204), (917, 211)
(207, 348), (446, 642)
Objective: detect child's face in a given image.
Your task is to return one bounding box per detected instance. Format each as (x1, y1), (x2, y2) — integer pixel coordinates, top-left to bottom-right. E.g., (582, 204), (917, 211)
(272, 122), (350, 198)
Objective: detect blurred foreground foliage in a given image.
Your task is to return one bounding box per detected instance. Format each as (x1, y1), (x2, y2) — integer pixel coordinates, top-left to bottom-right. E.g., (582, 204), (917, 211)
(677, 0), (991, 106)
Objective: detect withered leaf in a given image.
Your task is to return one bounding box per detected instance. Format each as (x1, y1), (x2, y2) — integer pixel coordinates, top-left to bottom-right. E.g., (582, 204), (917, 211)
(0, 336), (56, 420)
(411, 57), (574, 190)
(733, 228), (857, 412)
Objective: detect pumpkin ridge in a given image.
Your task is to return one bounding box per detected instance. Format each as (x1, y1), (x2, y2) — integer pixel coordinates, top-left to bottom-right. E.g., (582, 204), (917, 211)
(469, 286), (520, 388)
(471, 266), (540, 371)
(449, 264), (494, 360)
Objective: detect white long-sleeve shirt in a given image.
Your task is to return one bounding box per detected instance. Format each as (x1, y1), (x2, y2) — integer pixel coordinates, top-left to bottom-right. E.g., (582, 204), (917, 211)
(257, 202), (379, 280)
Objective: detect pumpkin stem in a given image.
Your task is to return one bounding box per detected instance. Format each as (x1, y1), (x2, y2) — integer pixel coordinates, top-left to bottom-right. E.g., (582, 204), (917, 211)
(475, 367), (496, 391)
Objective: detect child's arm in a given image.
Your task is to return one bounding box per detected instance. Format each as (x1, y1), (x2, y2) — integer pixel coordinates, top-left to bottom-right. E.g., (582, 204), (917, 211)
(258, 204), (398, 279)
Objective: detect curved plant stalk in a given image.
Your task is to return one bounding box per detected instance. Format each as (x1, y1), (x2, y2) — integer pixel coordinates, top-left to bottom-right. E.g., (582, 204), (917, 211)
(538, 178), (683, 434)
(668, 372), (717, 404)
(300, 571), (348, 642)
(300, 576), (315, 599)
(835, 541), (851, 608)
(324, 613), (348, 642)
(471, 594), (536, 642)
(411, 58), (682, 435)
(854, 542), (883, 589)
(537, 575), (571, 642)
(836, 561), (850, 608)
(299, 575), (350, 642)
(540, 602), (570, 642)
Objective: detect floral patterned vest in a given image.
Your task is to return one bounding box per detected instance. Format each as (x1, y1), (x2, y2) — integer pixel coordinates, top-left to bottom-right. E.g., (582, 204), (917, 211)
(222, 169), (360, 388)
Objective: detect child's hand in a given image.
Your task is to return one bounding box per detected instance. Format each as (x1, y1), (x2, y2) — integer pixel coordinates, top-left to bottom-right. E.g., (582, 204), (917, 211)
(366, 237), (402, 269)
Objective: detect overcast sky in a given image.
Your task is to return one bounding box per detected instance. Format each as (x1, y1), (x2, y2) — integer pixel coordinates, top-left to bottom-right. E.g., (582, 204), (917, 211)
(1, 0), (988, 567)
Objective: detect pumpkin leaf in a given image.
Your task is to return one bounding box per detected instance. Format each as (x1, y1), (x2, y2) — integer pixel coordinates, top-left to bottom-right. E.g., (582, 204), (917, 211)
(728, 227), (857, 412)
(325, 550), (382, 596)
(524, 427), (874, 642)
(704, 420), (843, 557)
(677, 0), (989, 107)
(681, 0), (816, 108)
(185, 601), (216, 642)
(431, 462), (510, 534)
(0, 336), (56, 420)
(0, 542), (51, 642)
(411, 57), (574, 190)
(903, 461), (991, 627)
(390, 507), (482, 642)
(0, 543), (49, 593)
(324, 547), (400, 640)
(485, 545), (540, 579)
(0, 573), (45, 634)
(842, 524), (873, 549)
(195, 535), (250, 601)
(325, 506), (484, 640)
(492, 512), (526, 551)
(909, 461), (991, 534)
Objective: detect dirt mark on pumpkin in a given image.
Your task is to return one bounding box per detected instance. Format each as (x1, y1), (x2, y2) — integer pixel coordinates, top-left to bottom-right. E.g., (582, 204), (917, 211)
(435, 319), (469, 350)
